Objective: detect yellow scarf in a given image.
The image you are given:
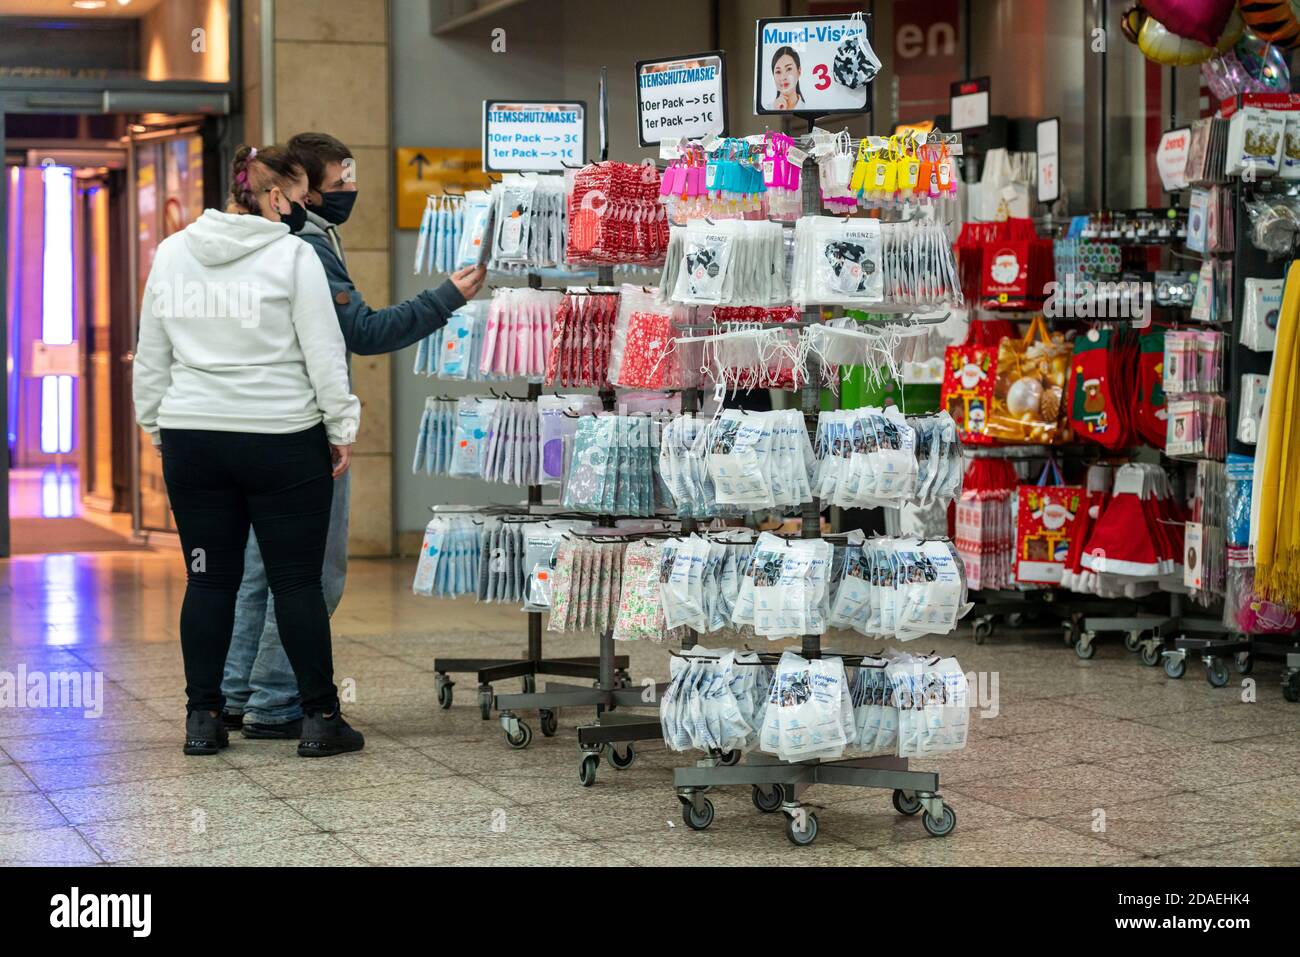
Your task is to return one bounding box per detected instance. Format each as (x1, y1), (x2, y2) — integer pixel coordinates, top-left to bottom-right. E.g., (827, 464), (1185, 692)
(1255, 261), (1300, 604)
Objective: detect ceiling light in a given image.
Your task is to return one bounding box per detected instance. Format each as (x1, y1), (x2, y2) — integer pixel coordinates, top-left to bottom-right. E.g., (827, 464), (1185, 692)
(71, 1), (108, 8)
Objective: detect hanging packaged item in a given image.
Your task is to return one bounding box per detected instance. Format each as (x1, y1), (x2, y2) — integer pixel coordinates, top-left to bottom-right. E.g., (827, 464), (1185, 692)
(561, 414), (665, 517)
(941, 340), (998, 444)
(887, 654), (970, 758)
(609, 286), (692, 389)
(1135, 328), (1169, 449)
(1166, 394), (1227, 459)
(449, 396), (497, 479)
(791, 216), (883, 306)
(829, 537), (969, 639)
(1078, 463), (1186, 581)
(455, 190), (495, 269)
(547, 535), (628, 634)
(487, 176), (568, 271)
(759, 651), (854, 762)
(831, 11), (881, 89)
(544, 290), (619, 388)
(732, 533), (834, 639)
(1238, 372), (1269, 445)
(705, 409), (816, 512)
(1241, 276), (1283, 352)
(661, 219), (788, 307)
(479, 287), (562, 379)
(1013, 461), (1083, 586)
(984, 316), (1072, 444)
(567, 161), (670, 266)
(1225, 106), (1286, 177)
(413, 194), (466, 275)
(537, 394), (602, 486)
(661, 648), (772, 754)
(955, 218), (1039, 305)
(1066, 327), (1137, 451)
(954, 458), (1018, 590)
(1224, 565), (1298, 635)
(411, 398), (457, 475)
(412, 514), (482, 597)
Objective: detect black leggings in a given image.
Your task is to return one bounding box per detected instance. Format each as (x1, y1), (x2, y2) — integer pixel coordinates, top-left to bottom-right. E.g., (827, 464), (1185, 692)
(161, 424), (338, 715)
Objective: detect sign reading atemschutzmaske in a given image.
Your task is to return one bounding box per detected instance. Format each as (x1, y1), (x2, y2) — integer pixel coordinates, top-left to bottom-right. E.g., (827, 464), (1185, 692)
(482, 100), (586, 173)
(635, 52), (727, 147)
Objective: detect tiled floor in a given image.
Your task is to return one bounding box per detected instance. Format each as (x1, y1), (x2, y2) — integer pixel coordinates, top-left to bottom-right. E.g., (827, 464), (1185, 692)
(1, 548), (1298, 866)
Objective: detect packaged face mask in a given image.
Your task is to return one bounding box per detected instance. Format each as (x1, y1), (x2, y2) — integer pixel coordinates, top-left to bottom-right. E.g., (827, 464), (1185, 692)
(1241, 277), (1282, 352)
(492, 181), (537, 262)
(456, 190), (495, 269)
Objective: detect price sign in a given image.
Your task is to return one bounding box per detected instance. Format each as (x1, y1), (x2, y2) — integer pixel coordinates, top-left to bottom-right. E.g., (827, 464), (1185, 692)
(1036, 117), (1060, 204)
(1156, 126), (1191, 192)
(754, 14), (876, 117)
(635, 52), (727, 147)
(482, 100), (586, 173)
(949, 77), (990, 132)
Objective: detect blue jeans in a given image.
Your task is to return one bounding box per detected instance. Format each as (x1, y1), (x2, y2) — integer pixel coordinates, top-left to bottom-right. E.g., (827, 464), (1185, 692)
(221, 469), (350, 723)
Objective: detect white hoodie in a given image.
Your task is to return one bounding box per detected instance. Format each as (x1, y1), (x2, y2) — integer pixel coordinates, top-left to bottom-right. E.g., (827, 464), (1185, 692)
(133, 209), (360, 445)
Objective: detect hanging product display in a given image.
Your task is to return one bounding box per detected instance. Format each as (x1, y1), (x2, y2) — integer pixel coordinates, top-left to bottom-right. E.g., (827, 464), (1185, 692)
(732, 532), (834, 639)
(657, 533), (755, 633)
(1240, 276), (1282, 352)
(413, 194), (465, 275)
(660, 219), (788, 306)
(660, 648), (772, 754)
(537, 393), (603, 487)
(704, 409), (816, 512)
(984, 316), (1073, 444)
(449, 396), (497, 479)
(561, 414), (668, 517)
(828, 538), (970, 640)
(479, 398), (538, 486)
(411, 398), (457, 476)
(612, 539), (677, 642)
(954, 457), (1018, 590)
(607, 285), (694, 389)
(1077, 463), (1187, 583)
(478, 287), (562, 379)
(547, 535), (629, 634)
(1066, 328), (1139, 451)
(487, 175), (568, 272)
(812, 408), (962, 509)
(544, 289), (619, 388)
(1013, 460), (1083, 586)
(413, 514), (484, 597)
(567, 161), (670, 266)
(412, 301), (503, 381)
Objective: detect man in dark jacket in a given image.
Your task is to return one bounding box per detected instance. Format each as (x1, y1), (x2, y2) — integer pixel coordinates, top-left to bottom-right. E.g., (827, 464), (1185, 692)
(221, 132), (486, 739)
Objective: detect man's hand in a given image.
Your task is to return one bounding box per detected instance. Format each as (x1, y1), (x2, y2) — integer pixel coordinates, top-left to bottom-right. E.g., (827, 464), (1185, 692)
(330, 443), (352, 479)
(450, 265), (487, 301)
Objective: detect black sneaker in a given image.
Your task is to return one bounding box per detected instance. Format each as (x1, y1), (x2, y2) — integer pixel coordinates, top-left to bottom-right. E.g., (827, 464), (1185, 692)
(242, 718), (303, 740)
(298, 711), (365, 757)
(221, 710), (244, 732)
(184, 710), (230, 756)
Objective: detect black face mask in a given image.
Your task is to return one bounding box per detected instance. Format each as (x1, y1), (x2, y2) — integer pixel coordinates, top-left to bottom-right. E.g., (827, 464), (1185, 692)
(279, 200), (308, 234)
(313, 190), (358, 226)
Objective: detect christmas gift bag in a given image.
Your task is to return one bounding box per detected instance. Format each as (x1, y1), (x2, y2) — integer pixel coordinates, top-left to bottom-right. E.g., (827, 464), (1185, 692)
(941, 343), (997, 444)
(1014, 460), (1083, 585)
(985, 315), (1071, 444)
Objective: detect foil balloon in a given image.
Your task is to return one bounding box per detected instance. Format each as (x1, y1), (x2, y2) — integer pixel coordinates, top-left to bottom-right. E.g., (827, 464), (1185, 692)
(1240, 0), (1300, 49)
(1202, 29), (1291, 99)
(1122, 2), (1244, 65)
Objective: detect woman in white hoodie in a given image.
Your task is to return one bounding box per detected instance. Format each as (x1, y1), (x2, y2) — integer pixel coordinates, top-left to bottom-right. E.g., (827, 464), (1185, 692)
(134, 145), (364, 758)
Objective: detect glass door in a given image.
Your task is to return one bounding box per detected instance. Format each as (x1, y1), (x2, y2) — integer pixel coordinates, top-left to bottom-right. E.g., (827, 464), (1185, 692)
(128, 125), (206, 538)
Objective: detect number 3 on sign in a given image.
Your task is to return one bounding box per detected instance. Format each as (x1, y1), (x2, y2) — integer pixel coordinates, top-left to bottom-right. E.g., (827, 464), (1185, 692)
(813, 63), (831, 91)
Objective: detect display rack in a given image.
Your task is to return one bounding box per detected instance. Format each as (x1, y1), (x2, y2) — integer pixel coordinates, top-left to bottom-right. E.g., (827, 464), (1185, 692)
(433, 268), (631, 740)
(1158, 157), (1280, 689)
(668, 132), (958, 847)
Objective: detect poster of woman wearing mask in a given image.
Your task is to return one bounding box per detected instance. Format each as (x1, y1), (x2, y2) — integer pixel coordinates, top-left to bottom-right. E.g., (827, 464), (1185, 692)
(754, 14), (877, 116)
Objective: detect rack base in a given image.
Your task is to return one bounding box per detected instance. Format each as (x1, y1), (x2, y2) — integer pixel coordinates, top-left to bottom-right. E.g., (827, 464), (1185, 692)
(433, 655), (630, 721)
(673, 751), (956, 846)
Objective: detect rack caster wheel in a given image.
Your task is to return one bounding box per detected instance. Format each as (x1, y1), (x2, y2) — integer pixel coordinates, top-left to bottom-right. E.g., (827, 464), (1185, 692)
(578, 753), (599, 787)
(716, 749), (741, 767)
(1205, 658), (1229, 688)
(539, 709), (558, 737)
(752, 784), (784, 813)
(608, 745), (635, 770)
(1074, 634), (1096, 660)
(505, 721), (533, 750)
(683, 797), (715, 831)
(1283, 673), (1300, 703)
(1140, 642), (1163, 667)
(922, 804), (957, 838)
(435, 677), (453, 710)
(521, 675), (535, 694)
(615, 670), (632, 689)
(1124, 631), (1142, 653)
(1006, 612), (1025, 628)
(1163, 655), (1186, 680)
(1235, 652), (1254, 676)
(478, 686), (493, 720)
(785, 809), (818, 846)
(972, 618), (993, 644)
(892, 789), (923, 816)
